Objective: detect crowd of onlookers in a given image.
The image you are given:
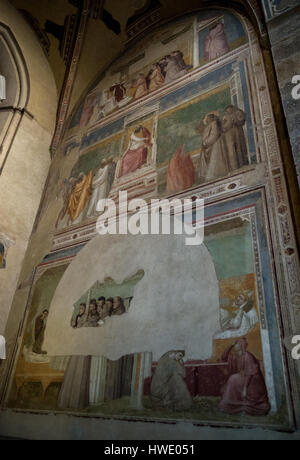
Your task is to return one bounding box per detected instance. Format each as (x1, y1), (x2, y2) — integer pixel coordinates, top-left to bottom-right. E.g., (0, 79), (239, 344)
(72, 296), (128, 328)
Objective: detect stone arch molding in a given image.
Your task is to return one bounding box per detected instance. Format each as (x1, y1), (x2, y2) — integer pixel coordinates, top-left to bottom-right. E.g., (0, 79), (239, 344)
(0, 22), (30, 172)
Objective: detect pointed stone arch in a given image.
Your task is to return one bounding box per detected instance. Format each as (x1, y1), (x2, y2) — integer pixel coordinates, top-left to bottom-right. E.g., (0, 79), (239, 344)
(0, 22), (30, 172)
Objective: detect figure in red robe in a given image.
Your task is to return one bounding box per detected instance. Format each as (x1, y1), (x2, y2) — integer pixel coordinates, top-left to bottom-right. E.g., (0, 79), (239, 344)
(166, 146), (195, 194)
(119, 125), (151, 178)
(220, 338), (270, 416)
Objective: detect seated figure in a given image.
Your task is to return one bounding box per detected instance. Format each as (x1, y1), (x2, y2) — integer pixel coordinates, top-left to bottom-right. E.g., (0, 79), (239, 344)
(220, 338), (270, 416)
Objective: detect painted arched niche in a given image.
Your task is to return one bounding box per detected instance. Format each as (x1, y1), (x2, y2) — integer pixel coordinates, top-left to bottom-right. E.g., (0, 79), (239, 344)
(0, 1), (57, 340)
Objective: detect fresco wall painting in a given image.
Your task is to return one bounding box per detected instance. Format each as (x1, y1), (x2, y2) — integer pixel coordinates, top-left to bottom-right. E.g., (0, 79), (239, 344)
(54, 55), (257, 230)
(3, 9), (300, 432)
(0, 233), (15, 269)
(5, 191), (291, 429)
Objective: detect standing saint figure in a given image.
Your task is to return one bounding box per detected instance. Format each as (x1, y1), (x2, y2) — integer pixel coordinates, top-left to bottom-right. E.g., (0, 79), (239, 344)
(204, 22), (229, 61)
(86, 160), (109, 218)
(166, 146), (195, 193)
(132, 73), (148, 99)
(198, 112), (229, 182)
(119, 125), (152, 178)
(80, 94), (97, 128)
(99, 89), (117, 117)
(32, 310), (48, 355)
(67, 171), (93, 223)
(220, 338), (270, 416)
(147, 64), (165, 92)
(151, 350), (193, 411)
(55, 177), (77, 229)
(221, 105), (249, 171)
(107, 156), (117, 192)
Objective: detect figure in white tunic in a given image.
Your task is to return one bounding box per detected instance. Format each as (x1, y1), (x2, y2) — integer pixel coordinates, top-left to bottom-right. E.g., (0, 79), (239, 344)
(86, 160), (109, 218)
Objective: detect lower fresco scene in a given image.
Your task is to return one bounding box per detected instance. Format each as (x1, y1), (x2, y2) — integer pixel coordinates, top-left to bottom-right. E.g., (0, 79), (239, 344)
(6, 193), (291, 429)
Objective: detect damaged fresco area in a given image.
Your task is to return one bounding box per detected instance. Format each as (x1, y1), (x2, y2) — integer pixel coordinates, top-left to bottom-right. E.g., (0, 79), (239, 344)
(7, 193), (290, 429)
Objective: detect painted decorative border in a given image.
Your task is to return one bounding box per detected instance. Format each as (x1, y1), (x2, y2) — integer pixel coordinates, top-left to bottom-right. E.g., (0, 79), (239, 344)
(50, 0), (92, 154)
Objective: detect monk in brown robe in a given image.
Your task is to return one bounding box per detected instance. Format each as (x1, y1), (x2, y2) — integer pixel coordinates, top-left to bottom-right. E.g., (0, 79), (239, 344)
(200, 112), (229, 181)
(221, 105), (249, 171)
(151, 350), (193, 411)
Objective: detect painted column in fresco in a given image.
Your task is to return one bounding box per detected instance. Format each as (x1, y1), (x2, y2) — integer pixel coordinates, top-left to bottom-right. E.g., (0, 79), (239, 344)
(89, 356), (108, 405)
(130, 352), (152, 410)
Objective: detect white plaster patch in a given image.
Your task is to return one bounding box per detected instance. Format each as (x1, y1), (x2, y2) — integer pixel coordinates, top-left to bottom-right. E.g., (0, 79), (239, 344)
(44, 232), (220, 361)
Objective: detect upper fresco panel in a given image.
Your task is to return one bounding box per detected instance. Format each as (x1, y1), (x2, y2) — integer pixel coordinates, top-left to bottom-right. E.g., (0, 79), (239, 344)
(67, 10), (248, 134)
(35, 10), (271, 235)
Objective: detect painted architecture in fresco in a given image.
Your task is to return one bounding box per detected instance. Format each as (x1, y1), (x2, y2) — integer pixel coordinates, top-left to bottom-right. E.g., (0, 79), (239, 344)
(5, 8), (299, 432)
(262, 0), (300, 19)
